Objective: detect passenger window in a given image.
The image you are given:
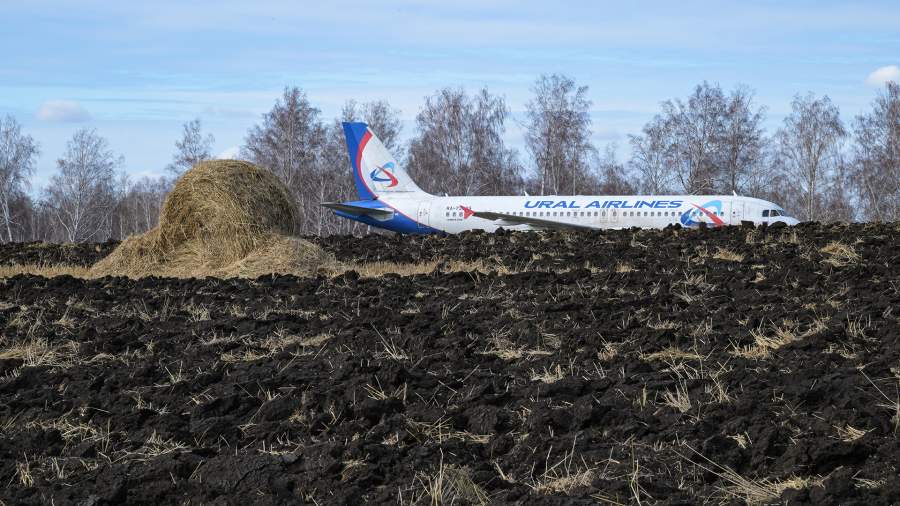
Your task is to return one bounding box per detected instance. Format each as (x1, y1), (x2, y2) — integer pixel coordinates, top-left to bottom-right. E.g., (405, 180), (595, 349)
(762, 210), (769, 217)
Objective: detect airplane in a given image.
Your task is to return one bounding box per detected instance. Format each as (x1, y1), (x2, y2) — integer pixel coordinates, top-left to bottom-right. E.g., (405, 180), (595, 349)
(322, 122), (800, 234)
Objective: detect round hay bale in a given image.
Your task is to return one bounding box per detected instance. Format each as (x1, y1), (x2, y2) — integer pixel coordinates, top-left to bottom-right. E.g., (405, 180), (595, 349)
(157, 159), (296, 261)
(91, 160), (333, 279)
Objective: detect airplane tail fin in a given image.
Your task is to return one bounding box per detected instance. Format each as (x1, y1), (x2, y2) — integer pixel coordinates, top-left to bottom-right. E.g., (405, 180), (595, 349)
(342, 122), (428, 200)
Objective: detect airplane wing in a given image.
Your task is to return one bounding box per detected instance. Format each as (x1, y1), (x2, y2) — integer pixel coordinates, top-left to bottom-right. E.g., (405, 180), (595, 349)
(465, 207), (599, 231)
(322, 202), (394, 220)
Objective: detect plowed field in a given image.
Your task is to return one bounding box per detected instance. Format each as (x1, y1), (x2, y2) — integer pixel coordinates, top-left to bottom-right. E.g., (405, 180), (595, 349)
(1, 223), (899, 504)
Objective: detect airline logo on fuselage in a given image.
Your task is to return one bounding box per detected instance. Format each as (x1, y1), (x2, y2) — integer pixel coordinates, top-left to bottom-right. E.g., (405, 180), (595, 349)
(680, 200), (725, 227)
(524, 199), (683, 209)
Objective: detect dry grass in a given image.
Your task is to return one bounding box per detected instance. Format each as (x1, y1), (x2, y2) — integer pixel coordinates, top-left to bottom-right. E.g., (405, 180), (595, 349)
(22, 416), (115, 455)
(646, 318), (679, 331)
(660, 382), (692, 413)
(129, 431), (189, 460)
(0, 337), (79, 373)
(680, 446), (823, 504)
(403, 455), (490, 505)
(731, 321), (800, 360)
(712, 247), (745, 262)
(527, 440), (597, 496)
(0, 257), (518, 281)
(0, 264), (91, 278)
(16, 457), (34, 487)
(218, 329), (333, 363)
(820, 241), (860, 267)
(349, 258), (510, 278)
(406, 417), (491, 445)
(614, 262), (635, 273)
(641, 346), (701, 362)
(861, 371), (900, 434)
(834, 424), (871, 442)
(530, 364), (566, 383)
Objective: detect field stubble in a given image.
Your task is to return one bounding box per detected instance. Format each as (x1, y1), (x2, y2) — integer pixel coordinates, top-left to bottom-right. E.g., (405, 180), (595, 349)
(1, 222), (899, 504)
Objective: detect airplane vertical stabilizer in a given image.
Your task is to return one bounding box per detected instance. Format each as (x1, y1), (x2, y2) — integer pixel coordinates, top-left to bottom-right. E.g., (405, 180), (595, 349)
(342, 122), (428, 199)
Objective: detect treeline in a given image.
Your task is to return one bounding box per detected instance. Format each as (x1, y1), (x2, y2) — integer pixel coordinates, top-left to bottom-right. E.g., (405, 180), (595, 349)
(1, 76), (898, 242)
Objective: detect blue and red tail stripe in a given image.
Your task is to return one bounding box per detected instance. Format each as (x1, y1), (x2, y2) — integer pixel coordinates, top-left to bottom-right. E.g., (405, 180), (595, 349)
(343, 122), (376, 200)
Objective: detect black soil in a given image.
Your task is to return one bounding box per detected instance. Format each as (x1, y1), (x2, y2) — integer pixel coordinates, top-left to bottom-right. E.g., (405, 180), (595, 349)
(1, 223), (899, 505)
(0, 241), (118, 267)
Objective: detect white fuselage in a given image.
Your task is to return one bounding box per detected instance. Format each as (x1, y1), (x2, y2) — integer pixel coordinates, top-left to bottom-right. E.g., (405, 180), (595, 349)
(372, 194), (799, 234)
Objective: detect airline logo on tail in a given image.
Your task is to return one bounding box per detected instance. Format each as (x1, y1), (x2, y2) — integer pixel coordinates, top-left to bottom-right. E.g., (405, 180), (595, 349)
(370, 162), (399, 187)
(680, 200), (725, 227)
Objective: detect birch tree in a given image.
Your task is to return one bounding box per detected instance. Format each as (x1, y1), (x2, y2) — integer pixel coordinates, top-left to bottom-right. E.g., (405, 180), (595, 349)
(524, 74), (594, 195)
(167, 118), (214, 176)
(45, 129), (121, 242)
(774, 93), (846, 221)
(851, 81), (900, 221)
(0, 116), (40, 242)
(407, 87), (522, 196)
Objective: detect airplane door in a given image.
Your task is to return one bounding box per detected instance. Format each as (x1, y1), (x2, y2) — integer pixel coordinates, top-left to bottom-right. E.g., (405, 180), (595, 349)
(731, 201), (744, 224)
(417, 202), (430, 229)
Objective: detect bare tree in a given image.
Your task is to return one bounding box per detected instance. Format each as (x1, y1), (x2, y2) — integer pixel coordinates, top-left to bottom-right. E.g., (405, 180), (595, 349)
(243, 87), (325, 196)
(167, 118), (214, 176)
(660, 82), (727, 194)
(773, 93), (847, 221)
(524, 74), (595, 195)
(628, 119), (673, 195)
(0, 116), (40, 242)
(851, 81), (900, 221)
(111, 174), (169, 238)
(718, 86), (767, 194)
(630, 83), (768, 197)
(341, 100), (403, 153)
(242, 87), (326, 233)
(45, 128), (121, 242)
(591, 143), (636, 195)
(407, 87), (522, 196)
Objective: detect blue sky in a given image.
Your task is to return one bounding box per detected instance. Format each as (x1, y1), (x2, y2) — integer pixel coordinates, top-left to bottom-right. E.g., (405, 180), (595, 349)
(2, 0), (898, 189)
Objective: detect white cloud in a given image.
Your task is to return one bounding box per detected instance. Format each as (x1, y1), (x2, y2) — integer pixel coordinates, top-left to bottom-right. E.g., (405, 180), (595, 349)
(35, 100), (92, 122)
(217, 146), (240, 159)
(865, 65), (900, 87)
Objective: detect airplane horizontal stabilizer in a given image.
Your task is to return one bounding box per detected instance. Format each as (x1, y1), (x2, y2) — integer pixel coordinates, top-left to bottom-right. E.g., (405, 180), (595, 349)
(321, 202), (394, 220)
